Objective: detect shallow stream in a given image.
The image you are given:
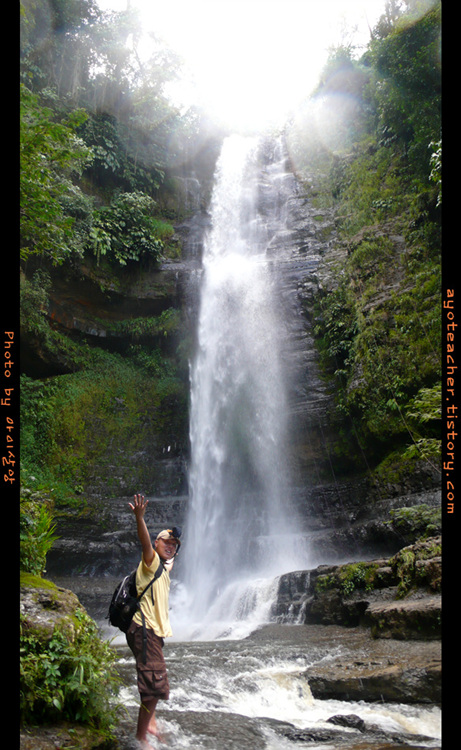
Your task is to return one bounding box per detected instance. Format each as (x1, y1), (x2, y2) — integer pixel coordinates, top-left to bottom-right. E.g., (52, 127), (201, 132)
(50, 574), (441, 750)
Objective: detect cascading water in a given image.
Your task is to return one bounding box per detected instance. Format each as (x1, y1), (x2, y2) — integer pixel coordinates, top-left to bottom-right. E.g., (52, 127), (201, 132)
(173, 135), (307, 640)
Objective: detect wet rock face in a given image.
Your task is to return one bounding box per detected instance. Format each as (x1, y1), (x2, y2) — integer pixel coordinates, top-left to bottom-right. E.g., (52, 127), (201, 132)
(47, 493), (188, 580)
(272, 537), (442, 641)
(305, 644), (441, 704)
(366, 596), (441, 640)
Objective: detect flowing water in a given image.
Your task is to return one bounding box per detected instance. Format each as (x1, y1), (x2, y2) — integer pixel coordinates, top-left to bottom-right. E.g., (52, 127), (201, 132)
(110, 623), (441, 750)
(174, 135), (309, 642)
(47, 135), (441, 749)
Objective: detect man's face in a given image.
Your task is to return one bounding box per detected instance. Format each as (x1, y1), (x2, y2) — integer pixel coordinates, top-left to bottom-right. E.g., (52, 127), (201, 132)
(156, 536), (178, 560)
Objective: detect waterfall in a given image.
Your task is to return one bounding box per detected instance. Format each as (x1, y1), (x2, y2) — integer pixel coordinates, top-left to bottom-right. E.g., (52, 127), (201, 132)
(173, 135), (307, 640)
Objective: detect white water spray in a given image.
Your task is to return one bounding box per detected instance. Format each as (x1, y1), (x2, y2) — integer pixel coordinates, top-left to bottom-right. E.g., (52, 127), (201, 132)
(174, 135), (306, 639)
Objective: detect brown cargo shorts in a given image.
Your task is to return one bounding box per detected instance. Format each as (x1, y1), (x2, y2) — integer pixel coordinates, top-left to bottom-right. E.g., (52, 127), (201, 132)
(126, 621), (170, 702)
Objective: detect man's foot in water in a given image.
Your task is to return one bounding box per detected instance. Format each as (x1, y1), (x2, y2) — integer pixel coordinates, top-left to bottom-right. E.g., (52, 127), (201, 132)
(147, 718), (163, 741)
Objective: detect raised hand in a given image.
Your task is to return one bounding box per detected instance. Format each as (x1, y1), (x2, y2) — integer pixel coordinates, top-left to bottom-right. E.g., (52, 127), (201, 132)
(129, 494), (154, 566)
(129, 494), (149, 520)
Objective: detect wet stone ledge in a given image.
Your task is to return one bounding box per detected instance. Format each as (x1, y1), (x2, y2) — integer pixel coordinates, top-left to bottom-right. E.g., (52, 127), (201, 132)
(272, 537), (442, 640)
(250, 622), (441, 708)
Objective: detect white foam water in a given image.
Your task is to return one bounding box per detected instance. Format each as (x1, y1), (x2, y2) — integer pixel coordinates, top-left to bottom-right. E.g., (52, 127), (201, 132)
(115, 634), (441, 750)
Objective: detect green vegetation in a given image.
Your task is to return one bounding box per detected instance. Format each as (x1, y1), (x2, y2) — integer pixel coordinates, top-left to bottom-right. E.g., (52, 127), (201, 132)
(337, 562), (380, 596)
(288, 0), (441, 476)
(20, 80), (177, 267)
(315, 561), (380, 597)
(314, 533), (441, 601)
(19, 0), (198, 511)
(20, 85), (93, 263)
(390, 536), (441, 596)
(20, 579), (121, 735)
(387, 503), (441, 542)
(90, 191), (175, 266)
(20, 343), (187, 505)
(20, 5), (193, 727)
(20, 482), (58, 576)
(20, 0), (206, 268)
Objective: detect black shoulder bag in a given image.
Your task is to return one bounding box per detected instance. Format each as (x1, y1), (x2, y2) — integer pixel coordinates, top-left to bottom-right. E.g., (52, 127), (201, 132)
(107, 561), (165, 659)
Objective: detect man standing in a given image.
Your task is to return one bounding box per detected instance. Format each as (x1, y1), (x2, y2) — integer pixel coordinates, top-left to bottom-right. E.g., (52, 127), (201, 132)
(126, 494), (180, 746)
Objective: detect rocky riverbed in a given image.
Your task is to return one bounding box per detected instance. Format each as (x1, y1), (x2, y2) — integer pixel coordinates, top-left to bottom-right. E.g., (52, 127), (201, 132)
(109, 622), (441, 750)
(252, 623), (440, 706)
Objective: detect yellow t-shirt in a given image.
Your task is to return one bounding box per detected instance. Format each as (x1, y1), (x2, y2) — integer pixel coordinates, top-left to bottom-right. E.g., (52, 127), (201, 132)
(132, 552), (172, 638)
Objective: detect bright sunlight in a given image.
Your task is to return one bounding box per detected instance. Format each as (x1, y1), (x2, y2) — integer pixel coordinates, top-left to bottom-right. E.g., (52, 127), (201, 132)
(98, 0), (387, 132)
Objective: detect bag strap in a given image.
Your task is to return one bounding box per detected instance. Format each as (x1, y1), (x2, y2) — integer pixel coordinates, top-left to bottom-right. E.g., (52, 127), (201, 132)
(137, 559), (165, 602)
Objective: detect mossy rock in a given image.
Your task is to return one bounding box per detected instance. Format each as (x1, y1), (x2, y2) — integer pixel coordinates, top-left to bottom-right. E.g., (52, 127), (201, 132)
(367, 596), (441, 640)
(19, 723), (115, 750)
(20, 573), (82, 642)
(390, 536), (442, 596)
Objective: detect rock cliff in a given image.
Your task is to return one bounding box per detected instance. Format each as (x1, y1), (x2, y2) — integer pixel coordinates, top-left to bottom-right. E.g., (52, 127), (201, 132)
(22, 137), (441, 565)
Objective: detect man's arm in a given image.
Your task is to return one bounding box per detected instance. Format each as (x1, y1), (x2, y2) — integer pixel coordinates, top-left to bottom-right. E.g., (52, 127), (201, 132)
(129, 494), (155, 567)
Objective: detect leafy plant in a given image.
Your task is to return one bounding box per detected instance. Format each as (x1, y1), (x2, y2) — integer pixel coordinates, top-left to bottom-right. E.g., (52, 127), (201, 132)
(388, 504), (441, 542)
(20, 605), (121, 731)
(405, 384), (441, 425)
(90, 191), (172, 265)
(79, 113), (166, 195)
(20, 85), (93, 263)
(390, 537), (441, 597)
(20, 491), (58, 575)
(20, 375), (59, 474)
(338, 562), (378, 596)
(101, 309), (181, 343)
(20, 270), (52, 338)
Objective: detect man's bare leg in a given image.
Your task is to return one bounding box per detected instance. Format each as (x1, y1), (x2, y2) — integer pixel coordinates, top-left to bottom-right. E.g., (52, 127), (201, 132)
(136, 698), (159, 745)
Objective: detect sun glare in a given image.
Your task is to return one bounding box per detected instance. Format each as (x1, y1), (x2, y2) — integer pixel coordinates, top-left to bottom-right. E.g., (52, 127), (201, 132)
(99, 0), (387, 133)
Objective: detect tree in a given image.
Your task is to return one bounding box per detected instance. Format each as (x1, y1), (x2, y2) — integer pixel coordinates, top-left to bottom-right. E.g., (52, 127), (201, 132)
(20, 85), (93, 263)
(20, 0), (101, 98)
(368, 1), (441, 173)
